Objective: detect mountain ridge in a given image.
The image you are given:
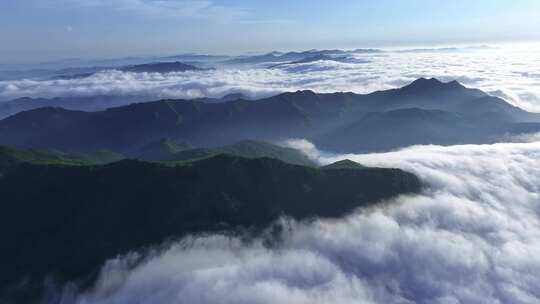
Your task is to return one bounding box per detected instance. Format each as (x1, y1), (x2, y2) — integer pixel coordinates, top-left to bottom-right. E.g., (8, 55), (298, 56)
(0, 153), (421, 302)
(1, 78), (539, 153)
(167, 139), (317, 166)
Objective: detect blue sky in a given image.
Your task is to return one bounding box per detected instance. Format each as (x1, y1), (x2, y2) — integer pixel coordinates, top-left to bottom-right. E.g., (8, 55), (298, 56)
(1, 0), (540, 62)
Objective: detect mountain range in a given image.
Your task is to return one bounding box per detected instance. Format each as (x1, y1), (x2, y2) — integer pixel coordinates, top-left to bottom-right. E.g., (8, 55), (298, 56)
(223, 49), (381, 66)
(1, 78), (538, 154)
(1, 76), (528, 302)
(0, 93), (251, 120)
(0, 61), (208, 83)
(53, 61), (208, 80)
(268, 54), (351, 68)
(0, 95), (150, 119)
(0, 139), (318, 170)
(165, 139), (317, 166)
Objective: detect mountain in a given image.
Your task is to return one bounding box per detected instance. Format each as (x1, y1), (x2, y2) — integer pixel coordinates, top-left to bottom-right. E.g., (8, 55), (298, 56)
(0, 92), (252, 119)
(395, 45), (494, 53)
(318, 108), (481, 152)
(1, 78), (539, 154)
(0, 59), (213, 81)
(224, 49), (373, 65)
(161, 53), (230, 62)
(322, 159), (367, 170)
(0, 95), (149, 119)
(269, 54), (349, 68)
(0, 66), (107, 81)
(0, 145), (123, 174)
(0, 154), (421, 302)
(48, 61), (208, 80)
(219, 92), (249, 102)
(119, 61), (207, 73)
(191, 92), (251, 104)
(168, 140), (317, 166)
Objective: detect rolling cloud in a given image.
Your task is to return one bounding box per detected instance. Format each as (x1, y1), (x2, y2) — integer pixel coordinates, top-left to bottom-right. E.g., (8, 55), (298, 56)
(57, 140), (540, 304)
(1, 47), (540, 112)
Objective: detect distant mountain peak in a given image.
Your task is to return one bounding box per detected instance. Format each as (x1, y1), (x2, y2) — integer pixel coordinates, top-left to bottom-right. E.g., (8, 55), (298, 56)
(408, 77), (442, 87)
(120, 61), (205, 73)
(295, 89), (317, 95)
(277, 90), (318, 99)
(323, 159), (366, 170)
(285, 90), (320, 101)
(402, 78), (465, 92)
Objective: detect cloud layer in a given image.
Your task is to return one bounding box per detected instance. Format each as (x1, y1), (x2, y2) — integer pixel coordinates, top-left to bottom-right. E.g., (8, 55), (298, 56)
(55, 140), (540, 304)
(1, 46), (540, 112)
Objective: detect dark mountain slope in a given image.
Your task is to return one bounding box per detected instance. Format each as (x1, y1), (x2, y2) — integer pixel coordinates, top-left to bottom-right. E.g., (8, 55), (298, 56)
(316, 108), (488, 152)
(453, 95), (540, 122)
(0, 155), (420, 302)
(0, 97), (316, 153)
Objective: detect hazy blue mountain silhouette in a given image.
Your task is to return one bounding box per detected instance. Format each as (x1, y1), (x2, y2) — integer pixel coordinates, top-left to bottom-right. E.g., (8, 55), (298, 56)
(1, 78), (539, 153)
(48, 61), (208, 80)
(269, 54), (350, 68)
(119, 61), (207, 73)
(0, 92), (251, 119)
(0, 95), (150, 119)
(224, 49), (380, 65)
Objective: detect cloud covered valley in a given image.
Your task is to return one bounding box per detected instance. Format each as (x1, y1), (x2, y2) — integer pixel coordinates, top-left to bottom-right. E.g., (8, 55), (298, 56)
(1, 46), (540, 112)
(52, 139), (540, 304)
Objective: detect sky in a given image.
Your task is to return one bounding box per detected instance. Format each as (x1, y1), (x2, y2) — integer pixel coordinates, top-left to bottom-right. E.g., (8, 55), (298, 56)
(1, 0), (540, 62)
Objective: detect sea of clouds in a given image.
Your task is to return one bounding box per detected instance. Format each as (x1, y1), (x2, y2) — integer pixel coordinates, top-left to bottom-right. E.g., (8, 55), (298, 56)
(55, 139), (540, 304)
(1, 46), (540, 112)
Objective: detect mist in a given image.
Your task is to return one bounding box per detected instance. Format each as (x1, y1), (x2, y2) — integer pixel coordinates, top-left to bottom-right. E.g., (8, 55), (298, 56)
(52, 139), (540, 304)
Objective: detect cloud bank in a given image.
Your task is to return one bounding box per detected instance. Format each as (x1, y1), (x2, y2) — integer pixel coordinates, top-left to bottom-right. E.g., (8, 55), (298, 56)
(55, 140), (540, 304)
(1, 47), (540, 112)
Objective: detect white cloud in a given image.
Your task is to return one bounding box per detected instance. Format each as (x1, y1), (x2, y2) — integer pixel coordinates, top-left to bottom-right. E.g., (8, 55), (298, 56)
(57, 140), (540, 303)
(1, 47), (540, 112)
